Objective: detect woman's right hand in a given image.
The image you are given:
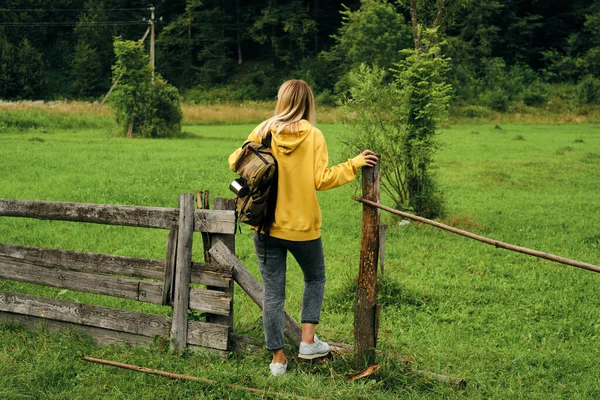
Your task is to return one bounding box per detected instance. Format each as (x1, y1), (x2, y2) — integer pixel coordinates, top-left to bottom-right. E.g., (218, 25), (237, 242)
(360, 150), (378, 167)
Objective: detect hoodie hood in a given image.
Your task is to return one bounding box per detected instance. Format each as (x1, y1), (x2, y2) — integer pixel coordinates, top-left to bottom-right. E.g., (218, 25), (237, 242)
(270, 119), (312, 154)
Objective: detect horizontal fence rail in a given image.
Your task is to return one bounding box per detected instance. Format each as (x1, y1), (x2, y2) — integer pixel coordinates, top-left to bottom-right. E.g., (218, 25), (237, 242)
(0, 198), (236, 234)
(352, 196), (600, 274)
(0, 292), (229, 350)
(0, 244), (233, 287)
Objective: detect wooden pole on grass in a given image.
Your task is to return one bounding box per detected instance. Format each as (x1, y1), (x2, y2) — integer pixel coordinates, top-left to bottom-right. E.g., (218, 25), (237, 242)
(354, 156), (381, 367)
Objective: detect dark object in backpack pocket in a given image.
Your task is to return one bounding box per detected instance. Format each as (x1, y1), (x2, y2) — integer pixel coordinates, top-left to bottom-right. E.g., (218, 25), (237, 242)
(229, 178), (250, 198)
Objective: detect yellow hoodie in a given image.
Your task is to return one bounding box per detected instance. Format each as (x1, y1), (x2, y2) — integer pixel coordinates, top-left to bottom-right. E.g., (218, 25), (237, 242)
(229, 119), (367, 241)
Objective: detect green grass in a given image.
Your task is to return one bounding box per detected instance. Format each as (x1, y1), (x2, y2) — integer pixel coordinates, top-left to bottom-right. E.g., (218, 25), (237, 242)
(1, 122), (599, 399)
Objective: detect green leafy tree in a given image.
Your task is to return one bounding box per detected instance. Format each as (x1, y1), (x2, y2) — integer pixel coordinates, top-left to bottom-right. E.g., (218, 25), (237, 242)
(341, 2), (451, 217)
(249, 1), (317, 66)
(324, 0), (412, 74)
(110, 37), (182, 138)
(0, 37), (44, 99)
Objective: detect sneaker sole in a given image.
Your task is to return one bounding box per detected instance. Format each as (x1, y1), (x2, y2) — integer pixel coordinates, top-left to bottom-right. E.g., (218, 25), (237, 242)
(298, 352), (329, 360)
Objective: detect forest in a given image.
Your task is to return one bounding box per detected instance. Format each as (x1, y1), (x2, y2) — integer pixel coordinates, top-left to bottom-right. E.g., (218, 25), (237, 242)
(1, 0), (600, 110)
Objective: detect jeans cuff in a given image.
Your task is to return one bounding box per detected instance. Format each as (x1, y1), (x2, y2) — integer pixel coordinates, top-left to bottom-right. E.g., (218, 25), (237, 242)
(301, 320), (319, 324)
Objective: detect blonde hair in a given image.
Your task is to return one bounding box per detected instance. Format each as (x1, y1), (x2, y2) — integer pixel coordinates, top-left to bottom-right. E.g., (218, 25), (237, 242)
(257, 79), (316, 138)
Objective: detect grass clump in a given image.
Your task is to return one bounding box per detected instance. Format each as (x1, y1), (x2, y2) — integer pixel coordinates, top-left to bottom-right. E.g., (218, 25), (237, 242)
(0, 109), (112, 132)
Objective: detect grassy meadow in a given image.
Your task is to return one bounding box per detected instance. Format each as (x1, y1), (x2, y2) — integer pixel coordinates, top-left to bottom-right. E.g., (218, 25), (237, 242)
(0, 108), (600, 399)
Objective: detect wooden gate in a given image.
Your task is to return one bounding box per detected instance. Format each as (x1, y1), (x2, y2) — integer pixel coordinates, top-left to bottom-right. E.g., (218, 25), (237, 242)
(0, 194), (235, 353)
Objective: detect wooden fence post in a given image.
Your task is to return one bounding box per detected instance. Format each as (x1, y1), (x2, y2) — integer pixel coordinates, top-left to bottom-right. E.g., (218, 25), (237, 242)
(354, 157), (381, 367)
(170, 193), (194, 353)
(205, 198), (236, 334)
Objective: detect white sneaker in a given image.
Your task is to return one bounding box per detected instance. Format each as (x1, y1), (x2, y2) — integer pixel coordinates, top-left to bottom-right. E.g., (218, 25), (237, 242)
(298, 335), (330, 359)
(269, 361), (288, 376)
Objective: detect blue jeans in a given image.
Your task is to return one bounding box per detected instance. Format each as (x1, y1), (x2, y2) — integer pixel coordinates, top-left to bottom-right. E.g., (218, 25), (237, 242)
(254, 232), (326, 351)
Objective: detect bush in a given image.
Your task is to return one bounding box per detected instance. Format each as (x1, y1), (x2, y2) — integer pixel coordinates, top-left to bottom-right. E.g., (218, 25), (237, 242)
(341, 29), (451, 217)
(577, 75), (600, 105)
(481, 89), (510, 112)
(110, 38), (182, 138)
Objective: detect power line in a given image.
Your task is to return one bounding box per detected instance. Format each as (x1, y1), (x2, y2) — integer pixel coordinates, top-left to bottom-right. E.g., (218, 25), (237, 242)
(0, 21), (148, 26)
(0, 8), (150, 12)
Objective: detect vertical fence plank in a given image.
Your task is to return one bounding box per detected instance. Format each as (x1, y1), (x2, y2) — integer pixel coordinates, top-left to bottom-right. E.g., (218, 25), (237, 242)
(161, 226), (178, 306)
(170, 194), (194, 353)
(354, 158), (381, 367)
(205, 198), (236, 335)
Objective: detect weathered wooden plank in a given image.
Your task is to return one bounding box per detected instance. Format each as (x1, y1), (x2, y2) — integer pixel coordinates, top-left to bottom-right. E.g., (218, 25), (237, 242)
(0, 198), (178, 229)
(194, 209), (236, 234)
(0, 292), (170, 337)
(0, 294), (229, 351)
(0, 244), (164, 280)
(162, 227), (178, 305)
(188, 288), (231, 316)
(187, 320), (228, 350)
(190, 264), (232, 288)
(0, 311), (152, 347)
(170, 194), (194, 353)
(209, 240), (303, 345)
(205, 198), (236, 329)
(0, 257), (163, 305)
(0, 244), (231, 288)
(354, 158), (381, 367)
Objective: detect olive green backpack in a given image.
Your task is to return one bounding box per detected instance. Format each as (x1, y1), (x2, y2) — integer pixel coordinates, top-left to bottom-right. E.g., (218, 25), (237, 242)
(230, 135), (278, 234)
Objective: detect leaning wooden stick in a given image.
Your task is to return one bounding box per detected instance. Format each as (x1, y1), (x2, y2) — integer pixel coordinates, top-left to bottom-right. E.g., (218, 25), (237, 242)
(351, 196), (600, 274)
(82, 357), (312, 400)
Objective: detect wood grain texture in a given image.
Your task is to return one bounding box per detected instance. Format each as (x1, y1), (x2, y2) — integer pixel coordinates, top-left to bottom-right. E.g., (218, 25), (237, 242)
(0, 257), (164, 304)
(0, 244), (164, 279)
(170, 194), (194, 353)
(193, 209), (236, 234)
(354, 159), (381, 367)
(162, 227), (178, 305)
(205, 198), (236, 329)
(188, 288), (231, 316)
(0, 311), (153, 346)
(0, 198), (178, 229)
(0, 293), (228, 350)
(0, 292), (170, 337)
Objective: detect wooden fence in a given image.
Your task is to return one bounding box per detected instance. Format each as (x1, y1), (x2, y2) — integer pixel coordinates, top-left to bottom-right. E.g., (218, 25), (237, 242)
(0, 194), (236, 354)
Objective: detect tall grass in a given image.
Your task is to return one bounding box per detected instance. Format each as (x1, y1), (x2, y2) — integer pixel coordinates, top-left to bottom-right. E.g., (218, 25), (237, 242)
(1, 122), (599, 399)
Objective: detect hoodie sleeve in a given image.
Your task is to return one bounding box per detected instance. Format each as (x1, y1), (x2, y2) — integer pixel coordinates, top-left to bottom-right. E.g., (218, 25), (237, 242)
(228, 128), (263, 172)
(314, 136), (368, 191)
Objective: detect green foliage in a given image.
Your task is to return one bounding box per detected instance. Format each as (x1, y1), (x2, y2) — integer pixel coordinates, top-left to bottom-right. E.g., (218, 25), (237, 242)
(577, 75), (600, 105)
(249, 1), (316, 66)
(0, 37), (44, 100)
(0, 110), (112, 132)
(110, 38), (182, 138)
(341, 30), (451, 217)
(323, 0), (412, 77)
(71, 41), (104, 99)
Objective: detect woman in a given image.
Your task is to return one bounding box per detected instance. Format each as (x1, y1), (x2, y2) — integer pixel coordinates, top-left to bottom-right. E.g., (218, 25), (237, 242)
(229, 79), (377, 376)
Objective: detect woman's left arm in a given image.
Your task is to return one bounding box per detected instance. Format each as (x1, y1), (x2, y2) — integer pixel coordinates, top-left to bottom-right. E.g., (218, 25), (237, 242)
(314, 139), (372, 191)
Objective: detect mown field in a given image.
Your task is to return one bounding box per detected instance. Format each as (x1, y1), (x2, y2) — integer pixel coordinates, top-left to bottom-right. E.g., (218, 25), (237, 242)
(1, 112), (599, 399)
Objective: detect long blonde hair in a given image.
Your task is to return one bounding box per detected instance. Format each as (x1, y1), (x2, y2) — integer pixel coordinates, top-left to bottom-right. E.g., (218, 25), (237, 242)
(257, 79), (316, 138)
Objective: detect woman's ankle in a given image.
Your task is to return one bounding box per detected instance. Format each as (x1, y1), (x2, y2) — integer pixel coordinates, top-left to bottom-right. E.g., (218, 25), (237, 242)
(272, 349), (286, 364)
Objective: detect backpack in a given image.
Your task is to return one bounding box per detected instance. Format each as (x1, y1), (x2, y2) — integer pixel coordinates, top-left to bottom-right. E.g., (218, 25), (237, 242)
(231, 135), (278, 234)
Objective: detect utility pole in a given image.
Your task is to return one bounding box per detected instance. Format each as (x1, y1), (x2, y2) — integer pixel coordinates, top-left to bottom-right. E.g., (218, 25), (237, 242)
(150, 5), (156, 81)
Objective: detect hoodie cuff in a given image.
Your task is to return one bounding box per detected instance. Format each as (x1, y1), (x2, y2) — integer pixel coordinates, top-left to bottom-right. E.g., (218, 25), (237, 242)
(351, 155), (368, 170)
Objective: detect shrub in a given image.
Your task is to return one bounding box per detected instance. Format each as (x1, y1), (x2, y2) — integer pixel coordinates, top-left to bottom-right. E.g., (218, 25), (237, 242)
(577, 75), (600, 105)
(110, 37), (182, 138)
(341, 29), (450, 217)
